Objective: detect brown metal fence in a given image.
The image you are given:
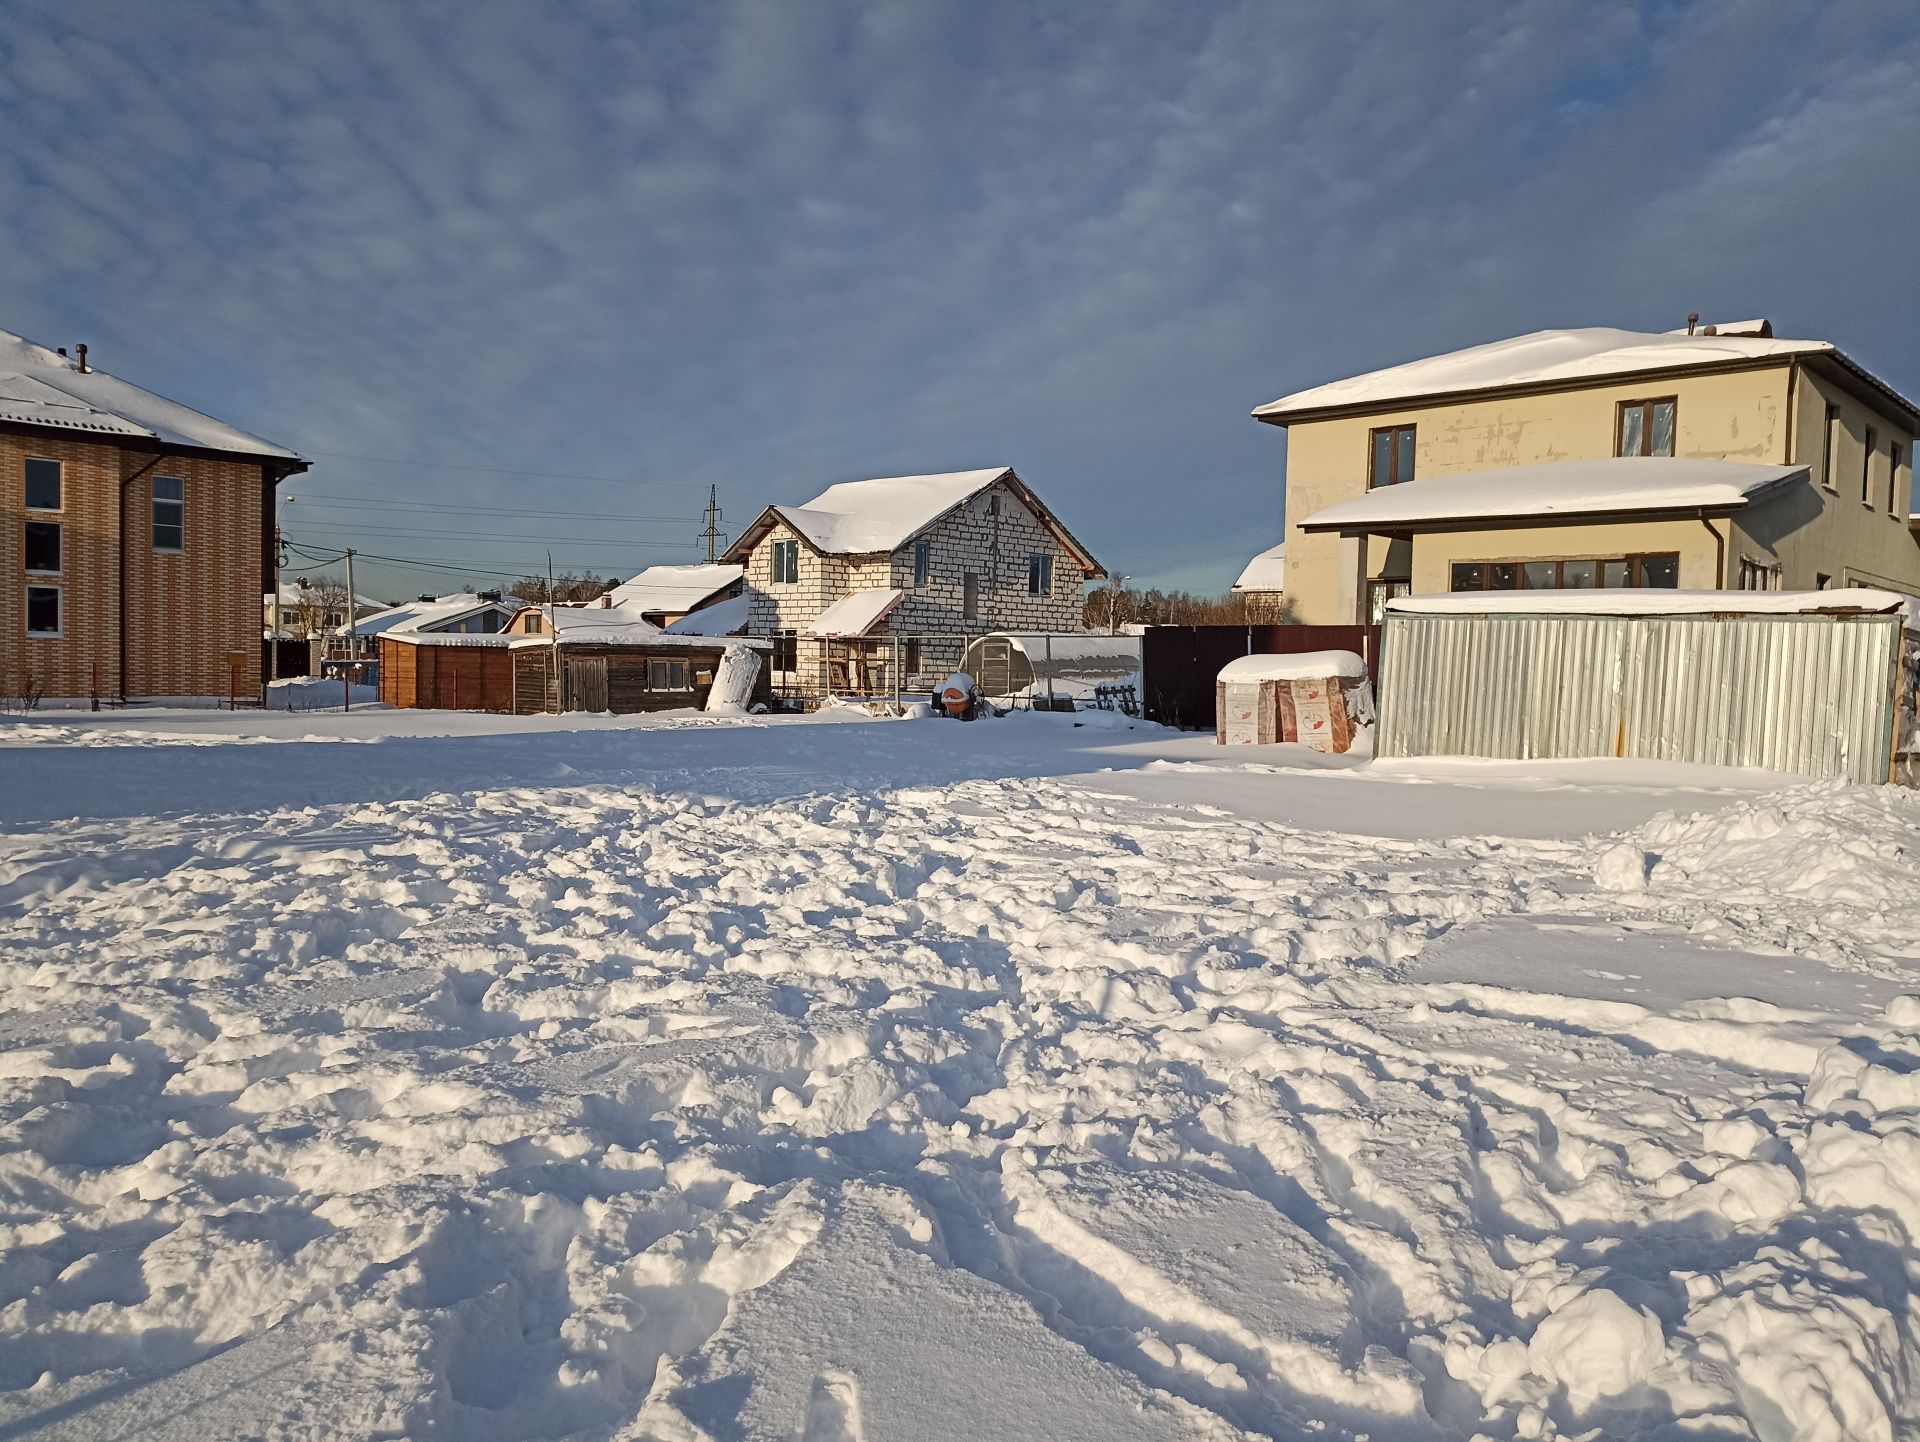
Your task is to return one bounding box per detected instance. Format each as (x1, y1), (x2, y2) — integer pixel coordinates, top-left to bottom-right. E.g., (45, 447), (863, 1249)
(1140, 624), (1382, 730)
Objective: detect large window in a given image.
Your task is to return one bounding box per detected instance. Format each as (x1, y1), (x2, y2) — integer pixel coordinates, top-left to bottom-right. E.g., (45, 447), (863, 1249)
(24, 520), (60, 574)
(1821, 404), (1842, 490)
(1617, 398), (1677, 457)
(770, 538), (799, 585)
(152, 475), (185, 552)
(1450, 553), (1678, 591)
(912, 538), (930, 588)
(772, 630), (797, 674)
(1026, 553), (1053, 596)
(24, 458), (61, 511)
(646, 658), (691, 691)
(1862, 428), (1878, 506)
(1369, 425), (1415, 488)
(26, 585), (60, 635)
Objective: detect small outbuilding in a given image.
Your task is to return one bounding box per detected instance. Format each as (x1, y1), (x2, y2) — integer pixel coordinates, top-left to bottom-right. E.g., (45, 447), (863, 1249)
(1217, 649), (1371, 751)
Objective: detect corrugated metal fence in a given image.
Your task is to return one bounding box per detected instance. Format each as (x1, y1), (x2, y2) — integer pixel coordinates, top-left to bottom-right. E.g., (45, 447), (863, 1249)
(1377, 611), (1904, 783)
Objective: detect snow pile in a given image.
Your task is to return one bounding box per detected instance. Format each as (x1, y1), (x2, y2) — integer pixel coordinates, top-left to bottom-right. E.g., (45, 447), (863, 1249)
(1217, 649), (1366, 682)
(1, 718), (1918, 1439)
(1592, 783), (1920, 967)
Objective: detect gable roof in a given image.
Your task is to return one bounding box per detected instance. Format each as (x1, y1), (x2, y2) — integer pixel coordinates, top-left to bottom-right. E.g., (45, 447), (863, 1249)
(606, 562), (743, 616)
(348, 592), (526, 638)
(1298, 457), (1805, 535)
(1253, 325), (1920, 427)
(724, 466), (1106, 577)
(1232, 542), (1286, 593)
(0, 327), (304, 463)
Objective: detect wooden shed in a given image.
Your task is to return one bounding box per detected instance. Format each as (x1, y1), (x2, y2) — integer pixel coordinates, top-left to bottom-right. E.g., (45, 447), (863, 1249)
(379, 631), (771, 714)
(379, 636), (516, 711)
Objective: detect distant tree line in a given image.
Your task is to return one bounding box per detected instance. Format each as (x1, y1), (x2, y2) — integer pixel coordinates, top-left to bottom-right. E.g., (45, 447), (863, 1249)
(509, 573), (616, 604)
(1080, 585), (1291, 630)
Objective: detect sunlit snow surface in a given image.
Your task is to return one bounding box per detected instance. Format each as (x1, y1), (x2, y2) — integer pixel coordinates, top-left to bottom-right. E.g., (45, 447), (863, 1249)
(1, 706), (1916, 1441)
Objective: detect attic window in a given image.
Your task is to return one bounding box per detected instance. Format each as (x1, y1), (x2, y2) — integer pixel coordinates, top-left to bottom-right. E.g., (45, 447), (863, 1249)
(771, 539), (799, 585)
(1617, 399), (1676, 457)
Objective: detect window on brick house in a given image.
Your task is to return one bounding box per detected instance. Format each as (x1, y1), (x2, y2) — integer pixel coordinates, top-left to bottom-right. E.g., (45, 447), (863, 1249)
(1617, 398), (1677, 457)
(26, 585), (60, 635)
(903, 637), (921, 676)
(1863, 428), (1878, 506)
(152, 476), (185, 551)
(771, 538), (799, 585)
(1026, 554), (1053, 596)
(24, 520), (60, 574)
(912, 538), (930, 587)
(772, 630), (797, 674)
(24, 458), (61, 511)
(1368, 425), (1415, 487)
(963, 572), (979, 620)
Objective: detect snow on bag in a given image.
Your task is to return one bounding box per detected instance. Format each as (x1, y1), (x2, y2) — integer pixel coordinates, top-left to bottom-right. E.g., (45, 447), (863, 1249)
(704, 641), (761, 712)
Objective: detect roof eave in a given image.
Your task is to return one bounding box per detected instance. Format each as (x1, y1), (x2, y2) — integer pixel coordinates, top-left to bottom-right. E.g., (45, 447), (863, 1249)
(0, 415), (308, 470)
(1253, 353), (1812, 429)
(1301, 500), (1757, 537)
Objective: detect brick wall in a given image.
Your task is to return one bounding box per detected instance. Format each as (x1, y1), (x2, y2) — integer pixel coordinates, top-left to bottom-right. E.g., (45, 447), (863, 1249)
(1, 431), (270, 702)
(739, 478), (1089, 691)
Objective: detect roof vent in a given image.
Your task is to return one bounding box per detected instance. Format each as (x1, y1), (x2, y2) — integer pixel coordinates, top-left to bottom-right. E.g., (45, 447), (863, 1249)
(477, 589), (501, 604)
(56, 347), (66, 357)
(418, 594), (437, 604)
(75, 343), (89, 374)
(1686, 313), (1699, 335)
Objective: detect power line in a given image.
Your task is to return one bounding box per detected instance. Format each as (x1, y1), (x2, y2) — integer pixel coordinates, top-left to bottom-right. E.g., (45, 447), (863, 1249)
(301, 448), (778, 503)
(288, 519), (701, 546)
(286, 491), (693, 523)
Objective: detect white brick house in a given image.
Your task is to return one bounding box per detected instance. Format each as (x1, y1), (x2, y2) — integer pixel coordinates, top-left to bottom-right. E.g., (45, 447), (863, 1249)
(723, 467), (1104, 694)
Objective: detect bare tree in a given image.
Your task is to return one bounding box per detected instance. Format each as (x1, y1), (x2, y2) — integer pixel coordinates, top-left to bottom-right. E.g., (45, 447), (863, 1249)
(510, 573), (613, 604)
(293, 578), (352, 636)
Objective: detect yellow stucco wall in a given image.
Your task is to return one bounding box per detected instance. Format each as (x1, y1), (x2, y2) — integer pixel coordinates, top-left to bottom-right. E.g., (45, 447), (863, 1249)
(1276, 360), (1919, 622)
(1411, 520), (1720, 594)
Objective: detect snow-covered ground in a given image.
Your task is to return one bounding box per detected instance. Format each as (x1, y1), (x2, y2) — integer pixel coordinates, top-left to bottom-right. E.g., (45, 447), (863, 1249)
(1, 706), (1916, 1441)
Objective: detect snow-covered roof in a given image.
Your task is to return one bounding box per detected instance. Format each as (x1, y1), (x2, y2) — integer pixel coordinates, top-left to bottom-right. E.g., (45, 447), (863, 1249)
(266, 584), (381, 610)
(1389, 588), (1908, 618)
(663, 593), (749, 636)
(1219, 649), (1367, 682)
(0, 327), (303, 461)
(1232, 543), (1286, 593)
(606, 563), (742, 616)
(351, 592), (526, 638)
(1254, 327), (1832, 421)
(1299, 458), (1804, 534)
(809, 588), (906, 637)
(770, 468), (1009, 555)
(529, 602), (665, 645)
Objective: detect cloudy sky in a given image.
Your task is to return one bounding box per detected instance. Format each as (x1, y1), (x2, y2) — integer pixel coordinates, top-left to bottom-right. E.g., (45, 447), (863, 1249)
(3, 1), (1916, 600)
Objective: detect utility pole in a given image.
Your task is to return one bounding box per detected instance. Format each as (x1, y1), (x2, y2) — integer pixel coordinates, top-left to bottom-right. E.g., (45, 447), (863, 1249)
(344, 548), (358, 697)
(271, 515), (283, 684)
(699, 486), (727, 563)
(1107, 574), (1131, 636)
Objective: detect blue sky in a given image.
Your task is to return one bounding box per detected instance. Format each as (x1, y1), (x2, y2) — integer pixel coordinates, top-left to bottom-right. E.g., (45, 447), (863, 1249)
(3, 1), (1917, 601)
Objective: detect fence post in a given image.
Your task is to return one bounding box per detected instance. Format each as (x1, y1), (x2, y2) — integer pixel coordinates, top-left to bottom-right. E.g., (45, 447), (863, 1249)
(343, 674), (351, 713)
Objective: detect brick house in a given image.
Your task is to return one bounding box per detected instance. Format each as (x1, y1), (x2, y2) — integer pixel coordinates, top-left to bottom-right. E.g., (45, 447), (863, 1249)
(723, 467), (1104, 695)
(1, 329), (306, 704)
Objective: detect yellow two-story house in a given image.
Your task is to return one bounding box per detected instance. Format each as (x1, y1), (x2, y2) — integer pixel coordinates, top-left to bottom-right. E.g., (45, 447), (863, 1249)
(1254, 320), (1920, 625)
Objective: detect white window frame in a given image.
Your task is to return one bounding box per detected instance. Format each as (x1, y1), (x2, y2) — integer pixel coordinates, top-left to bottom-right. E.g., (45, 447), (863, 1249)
(1026, 553), (1053, 596)
(152, 475), (186, 553)
(24, 517), (61, 576)
(25, 584), (61, 637)
(770, 538), (799, 586)
(23, 457), (62, 512)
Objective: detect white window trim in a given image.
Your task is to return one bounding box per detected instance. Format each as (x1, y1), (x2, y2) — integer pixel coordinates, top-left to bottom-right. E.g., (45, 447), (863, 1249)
(153, 475), (187, 554)
(24, 517), (62, 576)
(25, 583), (62, 637)
(23, 457), (63, 513)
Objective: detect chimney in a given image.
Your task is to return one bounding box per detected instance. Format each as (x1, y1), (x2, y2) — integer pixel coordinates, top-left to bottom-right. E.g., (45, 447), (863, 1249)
(75, 343), (89, 373)
(1685, 313), (1699, 336)
(600, 594), (612, 608)
(418, 594), (436, 603)
(56, 347), (66, 357)
(477, 589), (501, 603)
